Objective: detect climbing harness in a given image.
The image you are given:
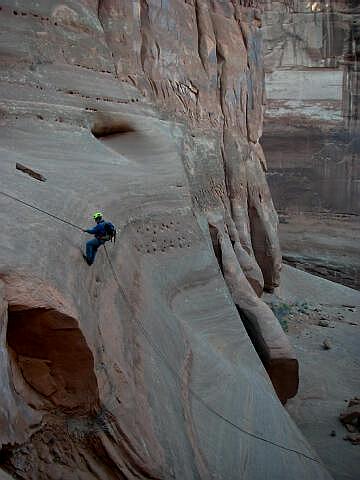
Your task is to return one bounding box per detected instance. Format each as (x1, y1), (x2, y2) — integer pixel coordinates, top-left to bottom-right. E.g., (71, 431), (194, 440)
(0, 189), (322, 465)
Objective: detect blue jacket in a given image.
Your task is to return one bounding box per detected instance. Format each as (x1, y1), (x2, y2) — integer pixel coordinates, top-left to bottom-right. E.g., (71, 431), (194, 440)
(85, 219), (114, 240)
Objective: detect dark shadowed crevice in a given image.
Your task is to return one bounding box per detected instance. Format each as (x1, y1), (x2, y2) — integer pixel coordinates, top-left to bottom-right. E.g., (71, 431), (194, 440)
(91, 119), (135, 138)
(6, 307), (99, 414)
(208, 225), (224, 275)
(91, 116), (138, 158)
(16, 162), (46, 182)
(208, 224), (298, 403)
(209, 227), (267, 367)
(236, 307), (267, 363)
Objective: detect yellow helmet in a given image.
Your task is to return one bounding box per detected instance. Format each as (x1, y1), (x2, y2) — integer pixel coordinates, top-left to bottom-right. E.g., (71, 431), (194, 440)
(92, 212), (102, 220)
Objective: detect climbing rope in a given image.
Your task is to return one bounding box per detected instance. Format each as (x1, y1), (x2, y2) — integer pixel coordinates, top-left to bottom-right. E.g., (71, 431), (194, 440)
(0, 191), (84, 231)
(0, 190), (322, 465)
(104, 245), (321, 464)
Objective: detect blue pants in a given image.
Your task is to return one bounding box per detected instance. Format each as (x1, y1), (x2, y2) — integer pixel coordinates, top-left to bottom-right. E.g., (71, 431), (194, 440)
(86, 238), (104, 265)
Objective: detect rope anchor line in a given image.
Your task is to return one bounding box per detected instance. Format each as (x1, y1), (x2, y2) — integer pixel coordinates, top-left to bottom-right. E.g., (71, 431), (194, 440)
(0, 191), (84, 231)
(0, 190), (321, 465)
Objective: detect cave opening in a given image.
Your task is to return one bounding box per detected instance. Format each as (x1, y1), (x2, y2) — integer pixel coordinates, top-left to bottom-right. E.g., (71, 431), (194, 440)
(91, 118), (135, 138)
(6, 307), (99, 414)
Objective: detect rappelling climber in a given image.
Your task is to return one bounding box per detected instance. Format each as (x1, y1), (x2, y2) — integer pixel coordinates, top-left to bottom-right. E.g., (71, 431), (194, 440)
(82, 212), (116, 265)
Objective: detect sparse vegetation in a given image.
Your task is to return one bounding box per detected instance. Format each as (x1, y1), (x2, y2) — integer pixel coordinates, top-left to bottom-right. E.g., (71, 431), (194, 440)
(269, 301), (292, 332)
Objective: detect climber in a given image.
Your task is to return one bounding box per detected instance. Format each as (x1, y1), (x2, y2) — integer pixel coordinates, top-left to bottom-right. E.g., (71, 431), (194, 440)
(82, 212), (116, 265)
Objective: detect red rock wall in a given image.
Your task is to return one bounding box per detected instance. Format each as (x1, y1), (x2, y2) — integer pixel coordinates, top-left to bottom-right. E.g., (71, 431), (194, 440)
(98, 0), (281, 289)
(0, 2), (332, 479)
(260, 0), (360, 214)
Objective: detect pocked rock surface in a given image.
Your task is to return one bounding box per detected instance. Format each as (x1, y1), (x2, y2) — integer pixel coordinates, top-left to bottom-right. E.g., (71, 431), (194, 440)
(0, 2), (332, 479)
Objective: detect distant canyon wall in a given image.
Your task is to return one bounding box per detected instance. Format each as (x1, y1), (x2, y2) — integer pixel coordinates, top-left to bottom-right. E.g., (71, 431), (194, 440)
(260, 0), (360, 214)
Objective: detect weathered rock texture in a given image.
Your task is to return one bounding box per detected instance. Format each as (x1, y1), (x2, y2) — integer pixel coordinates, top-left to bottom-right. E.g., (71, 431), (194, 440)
(340, 397), (360, 444)
(98, 0), (282, 289)
(278, 211), (360, 291)
(261, 0), (359, 215)
(259, 0), (359, 289)
(0, 2), (331, 479)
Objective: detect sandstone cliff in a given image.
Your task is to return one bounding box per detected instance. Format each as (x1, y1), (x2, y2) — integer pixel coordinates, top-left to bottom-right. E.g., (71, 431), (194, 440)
(0, 2), (332, 479)
(260, 0), (359, 290)
(262, 0), (359, 214)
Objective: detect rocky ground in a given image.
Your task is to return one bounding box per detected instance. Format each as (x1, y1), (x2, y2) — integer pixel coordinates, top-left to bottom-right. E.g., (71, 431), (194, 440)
(277, 212), (360, 291)
(0, 2), (357, 479)
(264, 265), (360, 480)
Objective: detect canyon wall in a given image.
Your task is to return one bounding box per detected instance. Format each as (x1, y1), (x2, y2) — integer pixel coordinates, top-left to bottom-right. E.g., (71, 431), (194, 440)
(260, 0), (359, 214)
(260, 0), (360, 290)
(0, 1), (332, 479)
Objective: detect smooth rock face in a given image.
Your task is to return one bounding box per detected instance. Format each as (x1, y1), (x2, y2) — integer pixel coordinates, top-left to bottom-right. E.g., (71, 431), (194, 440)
(0, 2), (331, 479)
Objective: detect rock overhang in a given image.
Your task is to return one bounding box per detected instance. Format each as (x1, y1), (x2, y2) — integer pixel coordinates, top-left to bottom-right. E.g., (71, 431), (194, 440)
(0, 1), (334, 478)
